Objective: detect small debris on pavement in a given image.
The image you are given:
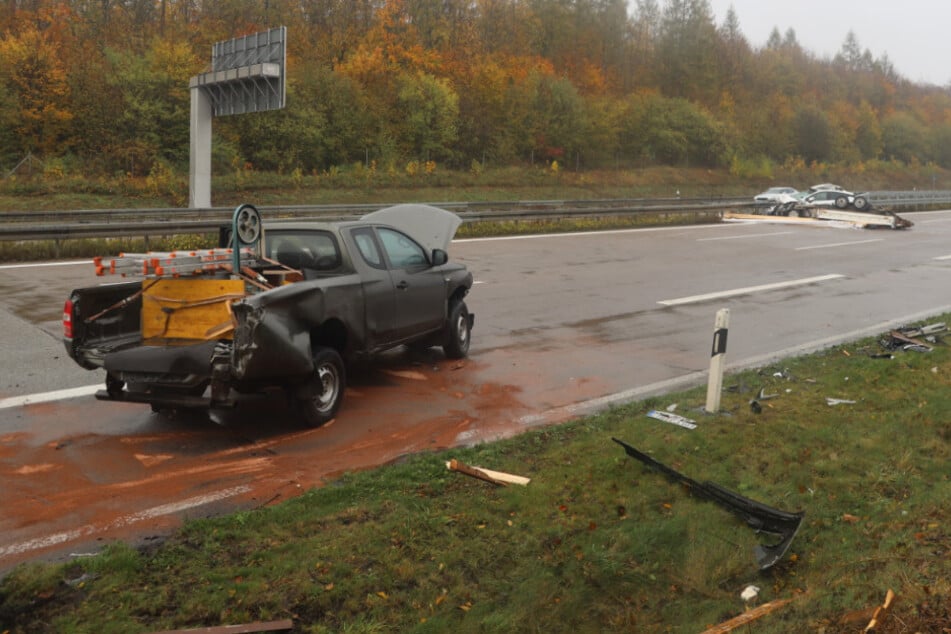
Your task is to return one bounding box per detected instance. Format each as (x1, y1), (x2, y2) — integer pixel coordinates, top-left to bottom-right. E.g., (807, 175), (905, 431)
(750, 386), (779, 413)
(740, 584), (760, 602)
(646, 410), (697, 430)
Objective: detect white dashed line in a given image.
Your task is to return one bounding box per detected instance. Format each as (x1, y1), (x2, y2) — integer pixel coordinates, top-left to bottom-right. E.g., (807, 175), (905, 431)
(657, 274), (845, 307)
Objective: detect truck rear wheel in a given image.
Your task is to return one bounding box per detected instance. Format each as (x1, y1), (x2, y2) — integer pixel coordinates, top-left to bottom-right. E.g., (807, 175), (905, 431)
(299, 348), (345, 427)
(443, 300), (471, 359)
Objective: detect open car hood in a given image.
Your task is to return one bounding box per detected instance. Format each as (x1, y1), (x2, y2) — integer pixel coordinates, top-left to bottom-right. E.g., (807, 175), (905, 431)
(362, 204), (462, 253)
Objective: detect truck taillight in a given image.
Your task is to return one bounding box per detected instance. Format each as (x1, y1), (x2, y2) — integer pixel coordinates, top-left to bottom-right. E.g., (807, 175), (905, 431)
(63, 299), (74, 339)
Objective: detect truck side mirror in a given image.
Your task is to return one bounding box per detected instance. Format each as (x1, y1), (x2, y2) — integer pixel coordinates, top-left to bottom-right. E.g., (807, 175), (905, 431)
(431, 249), (448, 266)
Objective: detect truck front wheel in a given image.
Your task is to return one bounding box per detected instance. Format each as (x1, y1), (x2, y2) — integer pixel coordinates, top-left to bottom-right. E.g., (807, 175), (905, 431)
(443, 300), (471, 359)
(298, 348), (346, 427)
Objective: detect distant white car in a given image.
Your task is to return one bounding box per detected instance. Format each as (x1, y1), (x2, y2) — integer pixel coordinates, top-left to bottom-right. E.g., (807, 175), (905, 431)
(754, 187), (801, 204)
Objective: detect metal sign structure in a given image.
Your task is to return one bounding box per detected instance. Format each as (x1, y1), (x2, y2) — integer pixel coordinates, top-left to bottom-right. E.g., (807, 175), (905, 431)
(191, 26), (286, 116)
(189, 27), (287, 209)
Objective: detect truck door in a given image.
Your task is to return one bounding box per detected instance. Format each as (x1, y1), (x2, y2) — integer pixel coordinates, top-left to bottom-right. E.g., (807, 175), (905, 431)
(375, 227), (447, 338)
(350, 227), (401, 347)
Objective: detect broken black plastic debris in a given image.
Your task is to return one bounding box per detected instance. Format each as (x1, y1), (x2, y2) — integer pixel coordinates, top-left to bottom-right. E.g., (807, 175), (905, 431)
(612, 437), (804, 570)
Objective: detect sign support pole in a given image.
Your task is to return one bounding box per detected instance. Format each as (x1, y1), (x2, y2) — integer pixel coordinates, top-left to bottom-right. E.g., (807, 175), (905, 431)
(705, 308), (730, 414)
(189, 85), (212, 209)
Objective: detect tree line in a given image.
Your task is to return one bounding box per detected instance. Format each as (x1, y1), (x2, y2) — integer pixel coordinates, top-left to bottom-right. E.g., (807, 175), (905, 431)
(1, 0), (950, 178)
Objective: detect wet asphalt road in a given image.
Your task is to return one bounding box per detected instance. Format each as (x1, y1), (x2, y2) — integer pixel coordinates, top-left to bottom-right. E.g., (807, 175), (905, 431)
(3, 210), (951, 571)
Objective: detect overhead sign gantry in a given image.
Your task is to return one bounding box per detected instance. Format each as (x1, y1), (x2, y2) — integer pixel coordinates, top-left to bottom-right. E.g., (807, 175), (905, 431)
(188, 27), (287, 209)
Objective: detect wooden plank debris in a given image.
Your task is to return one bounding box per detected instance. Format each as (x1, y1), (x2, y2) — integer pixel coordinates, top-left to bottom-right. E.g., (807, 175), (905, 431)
(148, 618), (294, 634)
(446, 459), (530, 486)
(864, 589), (896, 632)
(698, 598), (794, 634)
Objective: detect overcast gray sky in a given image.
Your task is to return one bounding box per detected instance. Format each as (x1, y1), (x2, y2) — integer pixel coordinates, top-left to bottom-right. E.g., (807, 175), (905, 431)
(705, 0), (949, 86)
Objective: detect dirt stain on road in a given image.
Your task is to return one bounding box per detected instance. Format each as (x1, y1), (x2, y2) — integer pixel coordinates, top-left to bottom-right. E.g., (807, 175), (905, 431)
(0, 352), (573, 573)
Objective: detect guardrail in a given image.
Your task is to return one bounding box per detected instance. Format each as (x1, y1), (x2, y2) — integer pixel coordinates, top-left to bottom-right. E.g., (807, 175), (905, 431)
(0, 197), (755, 245)
(1, 192), (948, 246)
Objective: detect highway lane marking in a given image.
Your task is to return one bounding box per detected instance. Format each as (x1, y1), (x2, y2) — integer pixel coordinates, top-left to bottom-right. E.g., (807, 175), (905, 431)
(456, 223), (734, 243)
(696, 231), (794, 241)
(795, 238), (884, 251)
(0, 485), (252, 559)
(0, 385), (100, 410)
(934, 254), (951, 260)
(657, 274), (845, 307)
(0, 260), (91, 270)
(1, 226), (735, 270)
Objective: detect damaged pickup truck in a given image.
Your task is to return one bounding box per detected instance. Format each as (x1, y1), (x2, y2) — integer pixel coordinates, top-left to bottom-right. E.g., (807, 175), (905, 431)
(62, 203), (474, 426)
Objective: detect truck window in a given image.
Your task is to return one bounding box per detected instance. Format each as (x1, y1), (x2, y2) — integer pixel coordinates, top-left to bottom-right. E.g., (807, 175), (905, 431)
(378, 228), (427, 269)
(266, 231), (341, 271)
(351, 227), (385, 269)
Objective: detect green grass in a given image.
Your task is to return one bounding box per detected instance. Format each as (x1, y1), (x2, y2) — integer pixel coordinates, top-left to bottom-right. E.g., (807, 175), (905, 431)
(1, 326), (948, 633)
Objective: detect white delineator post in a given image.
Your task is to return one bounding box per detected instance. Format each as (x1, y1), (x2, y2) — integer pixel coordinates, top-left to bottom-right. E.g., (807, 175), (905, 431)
(705, 308), (730, 413)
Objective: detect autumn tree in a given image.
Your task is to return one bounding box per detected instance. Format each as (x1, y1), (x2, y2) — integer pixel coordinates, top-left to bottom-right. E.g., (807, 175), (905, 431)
(881, 112), (929, 163)
(854, 100), (883, 160)
(656, 0), (719, 104)
(618, 91), (728, 167)
(627, 0), (660, 91)
(793, 105), (834, 163)
(0, 0), (947, 176)
(106, 38), (202, 174)
(395, 71), (459, 162)
(0, 12), (74, 157)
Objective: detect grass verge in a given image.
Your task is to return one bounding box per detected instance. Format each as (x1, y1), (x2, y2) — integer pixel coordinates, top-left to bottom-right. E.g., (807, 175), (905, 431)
(1, 323), (948, 633)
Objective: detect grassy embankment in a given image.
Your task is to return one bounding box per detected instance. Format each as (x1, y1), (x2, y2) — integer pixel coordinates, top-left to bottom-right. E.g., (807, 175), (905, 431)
(0, 164), (948, 631)
(0, 325), (948, 632)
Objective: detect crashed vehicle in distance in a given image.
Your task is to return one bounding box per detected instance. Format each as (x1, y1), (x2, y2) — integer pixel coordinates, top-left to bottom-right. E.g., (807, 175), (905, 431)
(801, 187), (871, 211)
(753, 186), (801, 206)
(770, 184), (871, 216)
(62, 204), (474, 427)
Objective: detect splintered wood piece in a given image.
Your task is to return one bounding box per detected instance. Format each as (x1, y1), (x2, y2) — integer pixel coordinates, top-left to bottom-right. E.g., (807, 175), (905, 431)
(446, 459), (530, 486)
(147, 617), (294, 634)
(699, 598), (794, 634)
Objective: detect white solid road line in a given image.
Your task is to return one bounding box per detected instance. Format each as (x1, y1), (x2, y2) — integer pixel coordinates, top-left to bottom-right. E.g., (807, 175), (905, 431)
(456, 223), (732, 243)
(0, 384), (101, 410)
(696, 231), (794, 241)
(795, 238), (884, 251)
(0, 260), (91, 270)
(657, 274), (845, 307)
(0, 485), (252, 559)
